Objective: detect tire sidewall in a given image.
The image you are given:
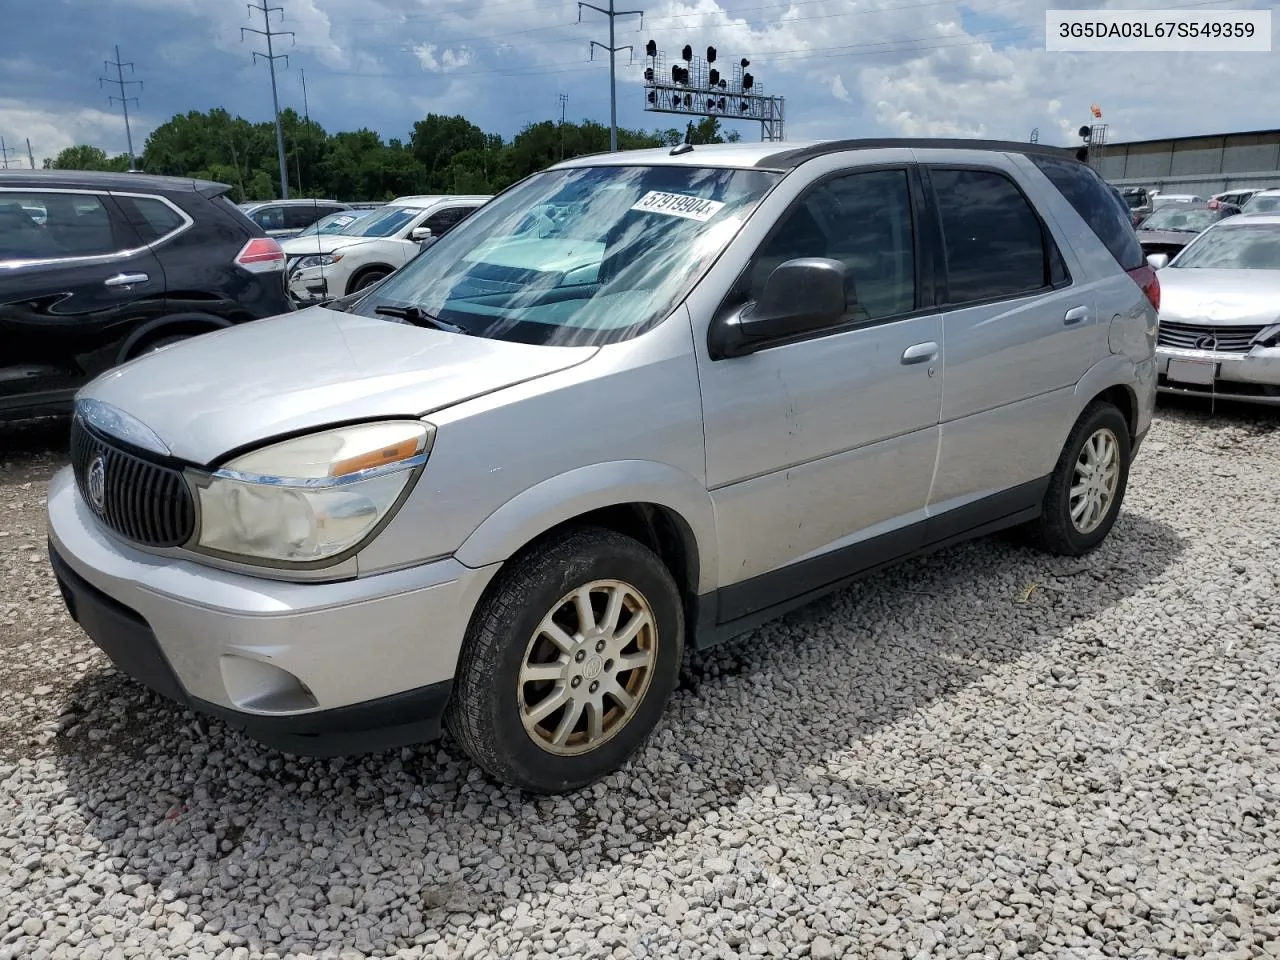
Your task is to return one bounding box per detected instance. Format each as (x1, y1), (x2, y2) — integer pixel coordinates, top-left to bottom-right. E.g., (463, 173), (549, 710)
(351, 269), (388, 293)
(1054, 406), (1132, 552)
(478, 536), (683, 792)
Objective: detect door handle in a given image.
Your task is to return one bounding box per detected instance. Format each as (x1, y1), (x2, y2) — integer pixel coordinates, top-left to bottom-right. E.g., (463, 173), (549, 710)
(104, 272), (149, 288)
(1063, 305), (1089, 325)
(901, 341), (938, 365)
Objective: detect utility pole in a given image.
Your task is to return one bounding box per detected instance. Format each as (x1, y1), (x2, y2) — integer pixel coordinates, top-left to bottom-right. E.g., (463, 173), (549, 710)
(558, 93), (568, 160)
(579, 0), (643, 152)
(242, 1), (294, 200)
(301, 68), (310, 124)
(0, 138), (15, 169)
(100, 45), (141, 168)
(26, 138), (35, 169)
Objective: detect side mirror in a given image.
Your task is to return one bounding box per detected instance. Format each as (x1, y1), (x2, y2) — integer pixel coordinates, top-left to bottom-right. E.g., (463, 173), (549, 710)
(1146, 253), (1169, 270)
(738, 258), (849, 343)
(409, 226), (433, 242)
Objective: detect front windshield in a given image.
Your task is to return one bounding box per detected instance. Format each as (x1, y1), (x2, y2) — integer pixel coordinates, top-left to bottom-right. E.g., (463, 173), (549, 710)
(297, 213), (361, 238)
(356, 164), (780, 346)
(1140, 207), (1220, 233)
(1243, 194), (1280, 214)
(340, 205), (420, 238)
(1173, 224), (1280, 270)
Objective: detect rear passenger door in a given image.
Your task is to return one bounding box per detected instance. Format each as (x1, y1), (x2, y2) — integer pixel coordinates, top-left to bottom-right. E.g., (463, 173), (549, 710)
(924, 162), (1098, 524)
(0, 188), (165, 407)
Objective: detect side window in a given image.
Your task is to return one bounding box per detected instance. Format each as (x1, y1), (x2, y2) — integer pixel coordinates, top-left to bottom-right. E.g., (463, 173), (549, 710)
(746, 169), (916, 321)
(116, 196), (186, 244)
(1028, 155), (1143, 271)
(251, 206), (285, 231)
(929, 168), (1055, 304)
(284, 205), (324, 230)
(422, 207), (469, 236)
(0, 192), (124, 261)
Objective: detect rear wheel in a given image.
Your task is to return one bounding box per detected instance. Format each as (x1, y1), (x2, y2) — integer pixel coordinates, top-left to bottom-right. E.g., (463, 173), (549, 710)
(446, 527), (683, 793)
(1029, 401), (1131, 556)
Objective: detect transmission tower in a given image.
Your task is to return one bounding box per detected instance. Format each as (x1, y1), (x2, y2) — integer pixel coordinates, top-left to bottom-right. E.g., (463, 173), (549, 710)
(100, 46), (141, 169)
(242, 1), (295, 200)
(0, 137), (16, 170)
(558, 93), (568, 160)
(579, 0), (643, 152)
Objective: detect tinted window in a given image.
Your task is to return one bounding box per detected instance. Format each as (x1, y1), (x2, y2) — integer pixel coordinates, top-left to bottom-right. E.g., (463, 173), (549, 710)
(0, 192), (123, 261)
(422, 206), (475, 236)
(284, 205), (327, 230)
(120, 196), (186, 243)
(748, 169), (916, 320)
(1028, 155), (1143, 271)
(930, 168), (1051, 303)
(250, 206), (285, 231)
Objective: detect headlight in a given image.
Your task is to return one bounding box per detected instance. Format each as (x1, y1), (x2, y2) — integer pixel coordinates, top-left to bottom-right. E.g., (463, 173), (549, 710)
(193, 421), (432, 564)
(296, 253), (342, 269)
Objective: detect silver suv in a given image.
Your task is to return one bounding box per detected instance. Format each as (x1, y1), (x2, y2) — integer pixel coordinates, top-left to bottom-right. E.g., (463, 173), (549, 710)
(47, 140), (1158, 793)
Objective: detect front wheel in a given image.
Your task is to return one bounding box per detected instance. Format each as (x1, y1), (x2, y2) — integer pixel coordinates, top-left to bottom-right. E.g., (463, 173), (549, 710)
(446, 527), (684, 793)
(1030, 401), (1132, 556)
(348, 268), (389, 294)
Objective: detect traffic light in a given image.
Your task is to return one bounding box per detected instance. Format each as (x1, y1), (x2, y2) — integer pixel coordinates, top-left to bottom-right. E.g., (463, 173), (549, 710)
(645, 39), (657, 58)
(706, 46), (717, 63)
(1076, 124), (1090, 163)
(709, 68), (720, 86)
(682, 44), (692, 61)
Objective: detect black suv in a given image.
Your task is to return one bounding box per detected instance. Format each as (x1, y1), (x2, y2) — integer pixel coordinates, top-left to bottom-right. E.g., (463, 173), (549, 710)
(0, 170), (294, 421)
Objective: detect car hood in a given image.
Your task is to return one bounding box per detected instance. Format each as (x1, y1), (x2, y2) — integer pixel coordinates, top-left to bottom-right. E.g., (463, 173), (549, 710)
(1158, 268), (1280, 327)
(280, 234), (390, 256)
(78, 305), (598, 465)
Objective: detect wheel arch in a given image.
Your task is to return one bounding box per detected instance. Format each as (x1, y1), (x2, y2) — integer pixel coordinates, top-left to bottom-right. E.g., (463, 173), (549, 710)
(115, 312), (235, 364)
(1074, 354), (1146, 442)
(453, 461), (718, 599)
(345, 263), (396, 296)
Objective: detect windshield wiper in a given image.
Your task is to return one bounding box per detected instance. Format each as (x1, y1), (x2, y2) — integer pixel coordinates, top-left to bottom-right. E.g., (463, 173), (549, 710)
(374, 305), (469, 335)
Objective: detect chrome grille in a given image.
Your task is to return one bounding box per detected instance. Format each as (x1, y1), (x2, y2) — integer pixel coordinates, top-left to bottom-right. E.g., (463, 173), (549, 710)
(1157, 321), (1265, 354)
(70, 418), (195, 548)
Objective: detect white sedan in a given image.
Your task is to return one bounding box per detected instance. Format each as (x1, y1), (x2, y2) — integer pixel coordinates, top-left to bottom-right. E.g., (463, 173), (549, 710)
(282, 194), (490, 302)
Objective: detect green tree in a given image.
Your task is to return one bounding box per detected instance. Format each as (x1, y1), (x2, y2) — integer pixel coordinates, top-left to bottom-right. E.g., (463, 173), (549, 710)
(45, 145), (130, 171)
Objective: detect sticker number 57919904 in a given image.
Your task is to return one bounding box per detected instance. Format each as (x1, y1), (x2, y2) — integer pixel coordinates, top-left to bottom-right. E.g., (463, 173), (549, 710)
(629, 191), (726, 222)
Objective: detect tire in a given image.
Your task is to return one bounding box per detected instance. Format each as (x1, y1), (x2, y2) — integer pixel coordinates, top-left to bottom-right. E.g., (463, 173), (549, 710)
(1029, 401), (1131, 556)
(446, 526), (684, 794)
(348, 268), (390, 295)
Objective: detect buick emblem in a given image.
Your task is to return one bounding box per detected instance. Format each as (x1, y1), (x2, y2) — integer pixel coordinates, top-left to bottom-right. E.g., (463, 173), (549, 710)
(86, 456), (106, 511)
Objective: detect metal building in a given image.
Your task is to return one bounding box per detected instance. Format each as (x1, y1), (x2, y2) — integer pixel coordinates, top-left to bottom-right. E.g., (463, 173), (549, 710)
(1098, 128), (1280, 195)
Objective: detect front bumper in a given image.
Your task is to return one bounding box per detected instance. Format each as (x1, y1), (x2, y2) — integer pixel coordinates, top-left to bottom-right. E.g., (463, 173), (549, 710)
(1156, 344), (1280, 405)
(46, 466), (498, 756)
(286, 265), (330, 304)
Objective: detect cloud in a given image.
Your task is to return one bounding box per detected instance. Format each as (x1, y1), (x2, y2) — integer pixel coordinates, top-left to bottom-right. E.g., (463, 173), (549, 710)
(5, 0), (1280, 158)
(0, 99), (145, 165)
(412, 44), (475, 72)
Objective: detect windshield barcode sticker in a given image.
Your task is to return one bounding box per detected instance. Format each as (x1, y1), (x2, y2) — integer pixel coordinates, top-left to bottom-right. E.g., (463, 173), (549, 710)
(630, 191), (726, 222)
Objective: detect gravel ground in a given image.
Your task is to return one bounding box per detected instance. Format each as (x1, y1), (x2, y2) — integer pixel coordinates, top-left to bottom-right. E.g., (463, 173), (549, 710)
(1, 401), (1278, 960)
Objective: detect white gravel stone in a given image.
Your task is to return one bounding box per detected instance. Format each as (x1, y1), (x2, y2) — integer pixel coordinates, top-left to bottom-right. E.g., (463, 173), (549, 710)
(2, 407), (1279, 960)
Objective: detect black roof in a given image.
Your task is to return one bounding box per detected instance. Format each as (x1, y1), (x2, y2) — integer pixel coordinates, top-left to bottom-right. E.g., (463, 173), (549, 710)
(758, 138), (1077, 169)
(0, 169), (230, 196)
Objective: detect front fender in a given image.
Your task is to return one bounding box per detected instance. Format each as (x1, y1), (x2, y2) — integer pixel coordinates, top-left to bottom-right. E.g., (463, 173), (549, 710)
(453, 459), (719, 595)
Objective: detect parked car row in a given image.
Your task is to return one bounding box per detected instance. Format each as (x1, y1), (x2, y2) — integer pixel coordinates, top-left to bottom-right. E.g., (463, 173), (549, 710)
(282, 193), (490, 303)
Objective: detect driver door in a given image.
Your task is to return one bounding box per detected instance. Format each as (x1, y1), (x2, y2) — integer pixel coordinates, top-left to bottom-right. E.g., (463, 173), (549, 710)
(695, 165), (944, 622)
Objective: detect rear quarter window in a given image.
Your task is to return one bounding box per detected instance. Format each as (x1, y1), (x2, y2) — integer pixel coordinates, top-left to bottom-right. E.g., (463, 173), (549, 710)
(1028, 155), (1144, 271)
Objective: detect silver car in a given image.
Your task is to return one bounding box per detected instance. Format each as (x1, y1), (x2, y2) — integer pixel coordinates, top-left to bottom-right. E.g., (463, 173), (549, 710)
(1151, 213), (1280, 405)
(47, 140), (1157, 793)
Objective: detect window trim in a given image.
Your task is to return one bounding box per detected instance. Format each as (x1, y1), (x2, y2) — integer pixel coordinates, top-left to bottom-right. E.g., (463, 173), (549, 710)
(708, 162), (937, 360)
(919, 163), (1073, 312)
(0, 187), (193, 269)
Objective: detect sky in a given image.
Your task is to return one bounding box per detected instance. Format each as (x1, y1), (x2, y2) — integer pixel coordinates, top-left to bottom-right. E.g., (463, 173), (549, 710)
(1, 0), (1278, 167)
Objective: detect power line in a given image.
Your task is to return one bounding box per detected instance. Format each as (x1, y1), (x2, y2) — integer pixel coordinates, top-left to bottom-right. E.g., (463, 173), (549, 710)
(242, 0), (295, 200)
(578, 0), (643, 152)
(100, 45), (141, 169)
